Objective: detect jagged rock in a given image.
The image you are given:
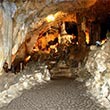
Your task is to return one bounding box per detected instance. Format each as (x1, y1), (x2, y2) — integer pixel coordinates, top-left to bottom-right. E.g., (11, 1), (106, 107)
(0, 0), (110, 109)
(85, 39), (110, 109)
(0, 0), (97, 73)
(0, 61), (51, 108)
(90, 45), (97, 50)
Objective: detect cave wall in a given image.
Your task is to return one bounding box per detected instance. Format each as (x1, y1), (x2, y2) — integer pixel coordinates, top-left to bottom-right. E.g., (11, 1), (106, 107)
(0, 0), (106, 75)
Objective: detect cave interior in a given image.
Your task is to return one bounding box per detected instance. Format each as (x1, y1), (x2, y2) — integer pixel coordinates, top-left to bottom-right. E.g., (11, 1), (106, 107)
(3, 0), (110, 78)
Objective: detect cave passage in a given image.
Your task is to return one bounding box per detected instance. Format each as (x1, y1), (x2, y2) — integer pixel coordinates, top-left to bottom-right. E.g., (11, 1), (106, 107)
(4, 10), (110, 74)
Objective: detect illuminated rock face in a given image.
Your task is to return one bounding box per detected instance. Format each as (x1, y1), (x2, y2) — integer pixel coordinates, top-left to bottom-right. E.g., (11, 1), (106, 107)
(0, 1), (110, 108)
(0, 1), (14, 75)
(0, 0), (97, 74)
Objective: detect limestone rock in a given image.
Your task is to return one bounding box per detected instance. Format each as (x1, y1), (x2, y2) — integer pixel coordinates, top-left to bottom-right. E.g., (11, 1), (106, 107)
(0, 62), (51, 108)
(85, 40), (110, 109)
(0, 0), (97, 73)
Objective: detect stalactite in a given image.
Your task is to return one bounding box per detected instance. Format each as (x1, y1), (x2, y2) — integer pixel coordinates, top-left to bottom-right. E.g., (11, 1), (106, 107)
(2, 1), (13, 69)
(0, 0), (101, 74)
(0, 5), (4, 75)
(0, 1), (16, 75)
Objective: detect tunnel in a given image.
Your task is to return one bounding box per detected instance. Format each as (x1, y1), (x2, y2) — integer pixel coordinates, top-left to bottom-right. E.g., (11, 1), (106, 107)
(0, 0), (110, 109)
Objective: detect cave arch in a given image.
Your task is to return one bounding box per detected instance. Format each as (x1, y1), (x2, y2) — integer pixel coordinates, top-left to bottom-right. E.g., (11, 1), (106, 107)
(5, 0), (107, 74)
(0, 0), (101, 74)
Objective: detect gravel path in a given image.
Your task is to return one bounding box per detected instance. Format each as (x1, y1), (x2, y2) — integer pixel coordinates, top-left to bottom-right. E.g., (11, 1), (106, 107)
(0, 79), (106, 110)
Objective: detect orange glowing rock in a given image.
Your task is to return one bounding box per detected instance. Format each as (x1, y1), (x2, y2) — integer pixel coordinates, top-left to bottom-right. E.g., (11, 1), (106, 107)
(25, 56), (31, 63)
(85, 31), (90, 44)
(101, 39), (107, 45)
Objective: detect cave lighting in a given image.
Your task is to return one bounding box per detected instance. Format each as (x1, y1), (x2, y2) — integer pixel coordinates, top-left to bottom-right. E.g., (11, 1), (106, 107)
(101, 39), (107, 45)
(25, 56), (31, 63)
(85, 31), (90, 44)
(46, 14), (55, 22)
(76, 42), (78, 45)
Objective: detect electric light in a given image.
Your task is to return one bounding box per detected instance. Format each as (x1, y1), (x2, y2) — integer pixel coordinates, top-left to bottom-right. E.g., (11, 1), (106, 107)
(46, 14), (55, 22)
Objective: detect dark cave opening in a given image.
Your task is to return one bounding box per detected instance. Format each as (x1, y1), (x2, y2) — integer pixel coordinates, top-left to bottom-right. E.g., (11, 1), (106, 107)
(65, 21), (78, 43)
(100, 15), (110, 40)
(100, 23), (108, 40)
(65, 22), (78, 37)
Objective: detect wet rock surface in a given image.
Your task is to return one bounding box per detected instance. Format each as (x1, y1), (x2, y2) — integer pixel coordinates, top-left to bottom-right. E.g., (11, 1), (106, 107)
(0, 79), (105, 110)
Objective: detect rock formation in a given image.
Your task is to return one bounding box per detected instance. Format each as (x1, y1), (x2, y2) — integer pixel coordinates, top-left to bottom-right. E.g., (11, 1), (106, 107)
(86, 39), (110, 109)
(0, 0), (97, 74)
(0, 0), (110, 109)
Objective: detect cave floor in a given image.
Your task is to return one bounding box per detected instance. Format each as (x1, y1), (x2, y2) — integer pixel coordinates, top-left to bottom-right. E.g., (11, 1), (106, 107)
(0, 78), (106, 110)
